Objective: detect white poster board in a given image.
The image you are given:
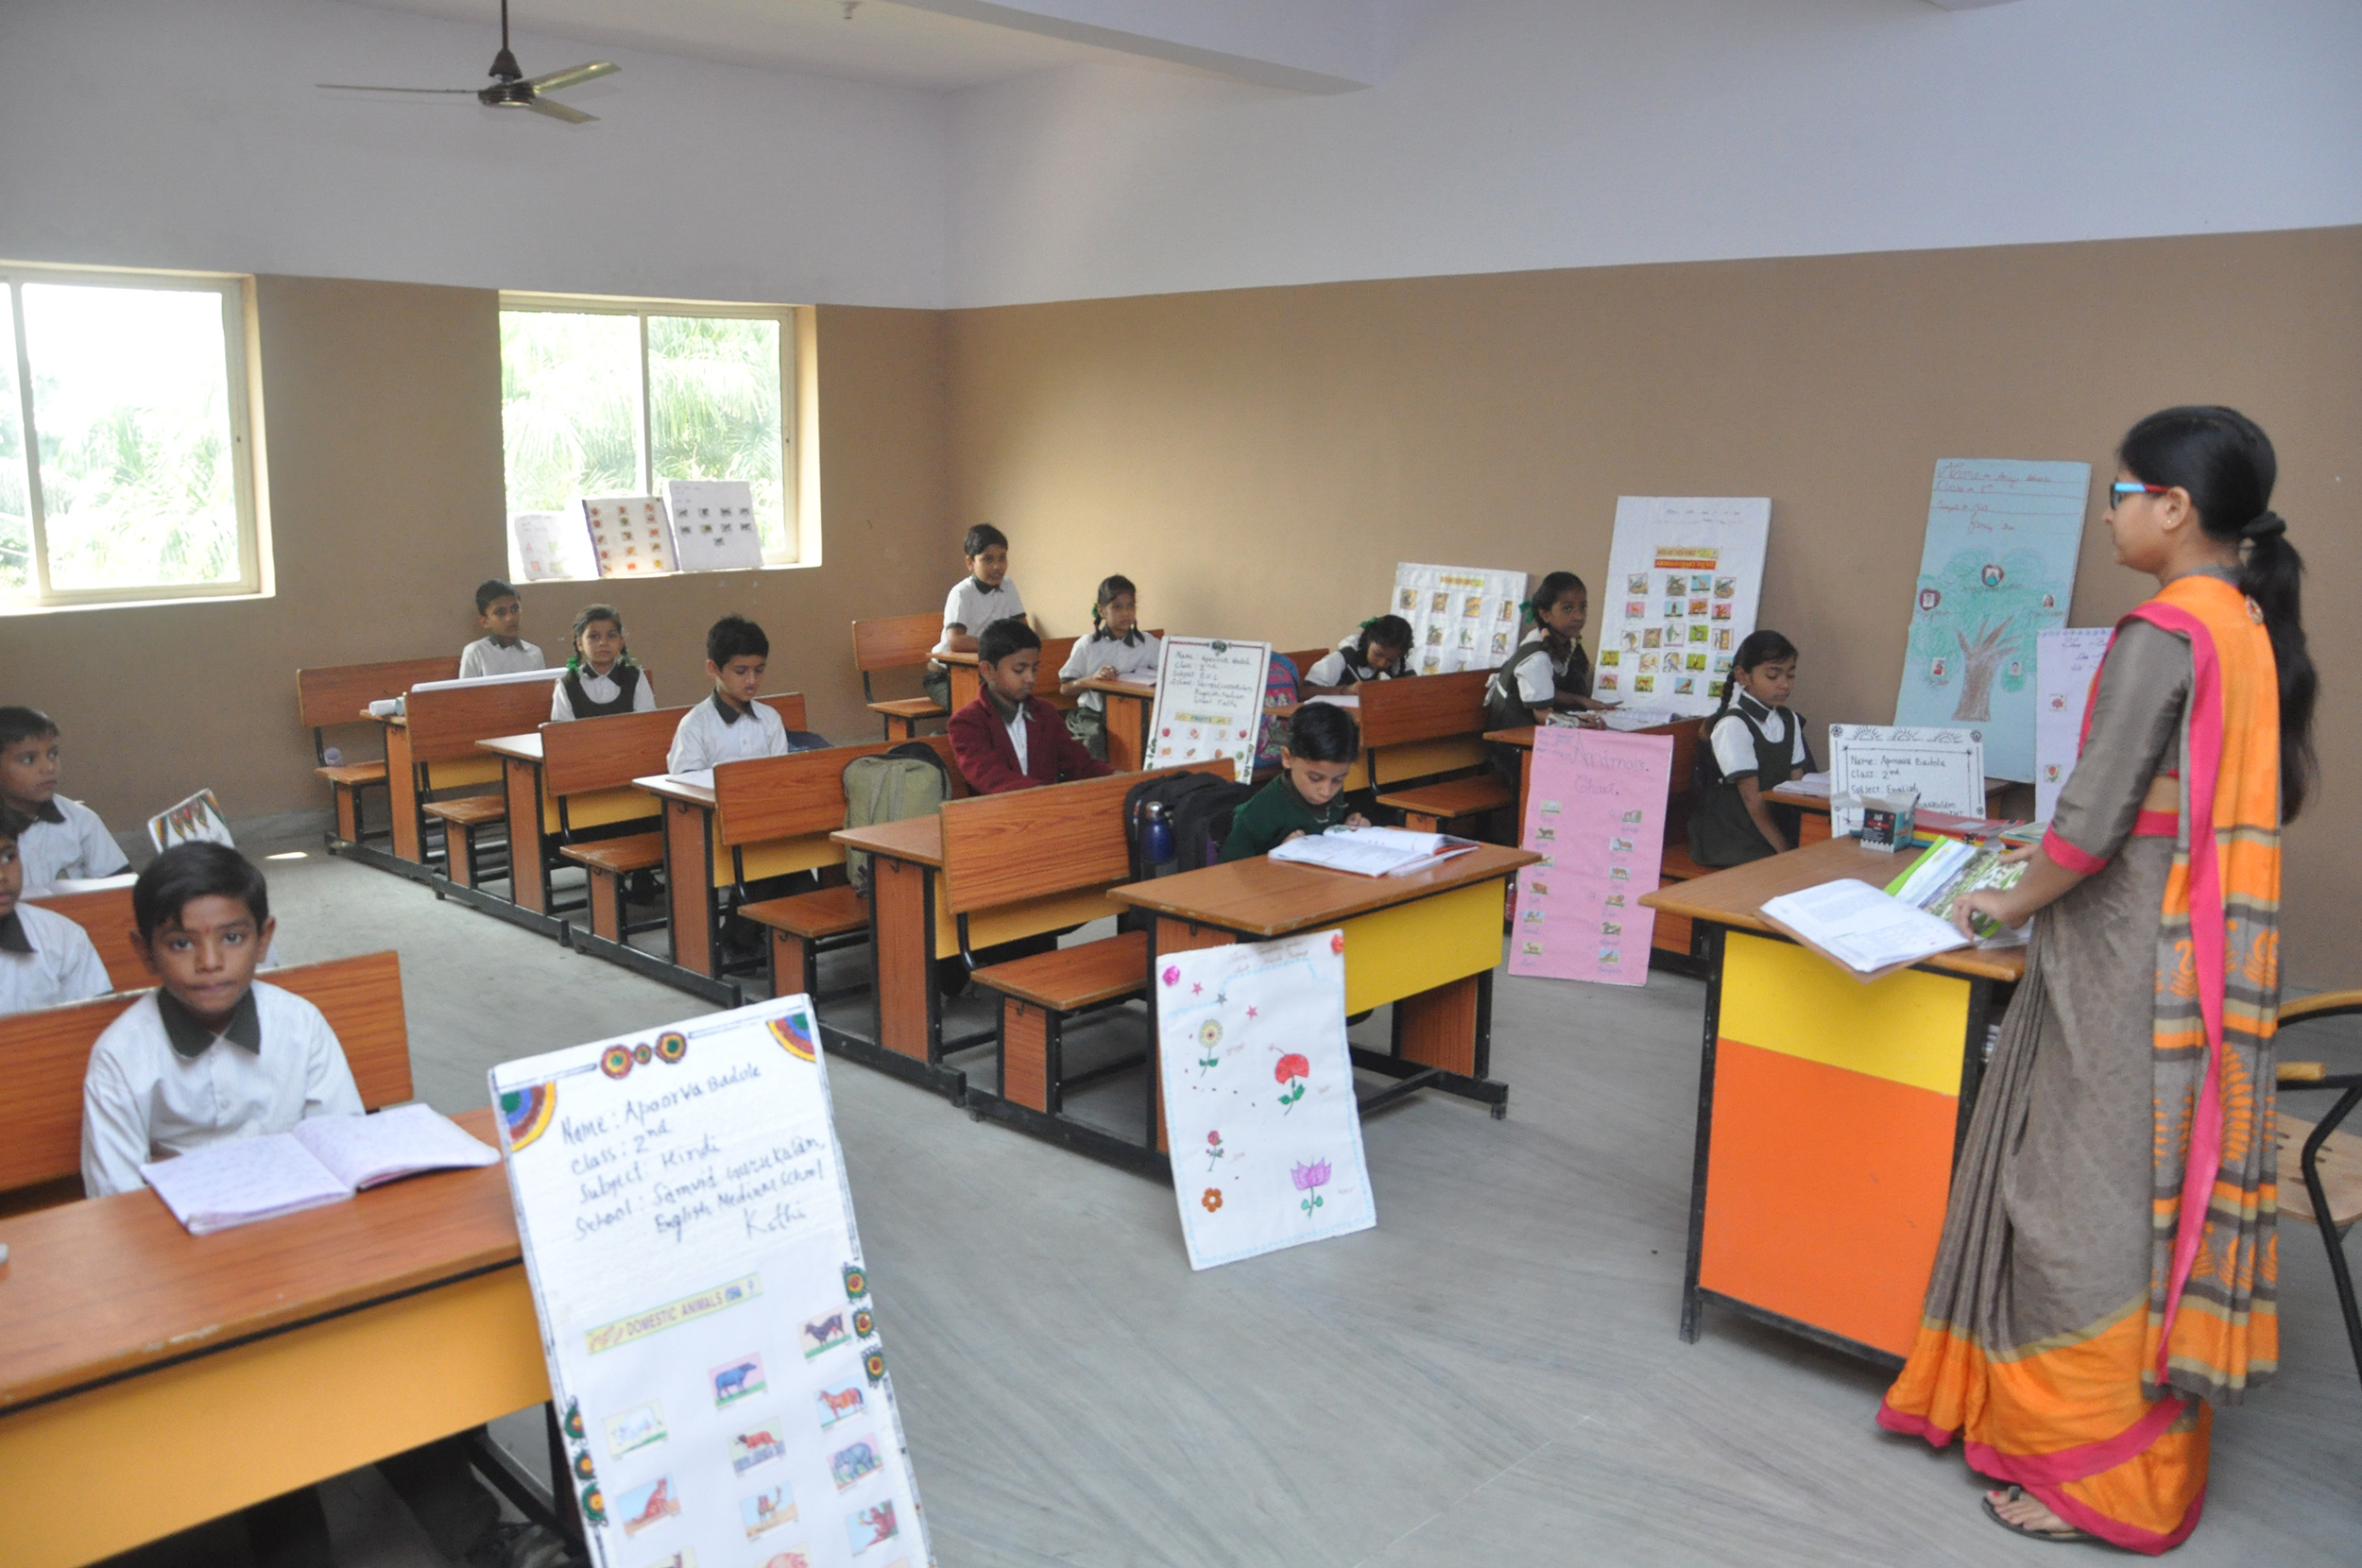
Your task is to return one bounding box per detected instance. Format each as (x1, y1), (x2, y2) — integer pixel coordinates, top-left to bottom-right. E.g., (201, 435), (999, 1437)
(1390, 563), (1529, 675)
(1143, 638), (1272, 783)
(1155, 930), (1376, 1270)
(1593, 497), (1772, 717)
(147, 788), (234, 852)
(1892, 459), (2091, 782)
(512, 510), (598, 583)
(2035, 627), (2114, 824)
(583, 495), (679, 579)
(663, 480), (766, 573)
(488, 997), (931, 1568)
(1828, 724), (1985, 835)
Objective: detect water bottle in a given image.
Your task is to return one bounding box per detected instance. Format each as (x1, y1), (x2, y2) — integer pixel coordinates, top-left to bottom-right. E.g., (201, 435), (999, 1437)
(1140, 801), (1175, 866)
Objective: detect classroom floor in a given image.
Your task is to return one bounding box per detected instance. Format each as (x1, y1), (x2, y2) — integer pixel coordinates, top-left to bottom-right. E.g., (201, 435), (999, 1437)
(106, 825), (2362, 1567)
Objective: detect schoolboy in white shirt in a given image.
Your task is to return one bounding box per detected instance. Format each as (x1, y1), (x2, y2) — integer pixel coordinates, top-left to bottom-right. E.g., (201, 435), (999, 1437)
(457, 577), (546, 679)
(0, 805), (111, 1015)
(669, 614), (801, 774)
(926, 523), (1026, 710)
(0, 706), (131, 892)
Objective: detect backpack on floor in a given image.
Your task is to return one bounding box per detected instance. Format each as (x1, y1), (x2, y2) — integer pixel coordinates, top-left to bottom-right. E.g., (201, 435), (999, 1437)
(842, 742), (951, 895)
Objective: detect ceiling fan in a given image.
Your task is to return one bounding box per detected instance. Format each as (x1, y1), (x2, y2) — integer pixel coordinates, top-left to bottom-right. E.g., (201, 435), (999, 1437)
(318, 0), (618, 124)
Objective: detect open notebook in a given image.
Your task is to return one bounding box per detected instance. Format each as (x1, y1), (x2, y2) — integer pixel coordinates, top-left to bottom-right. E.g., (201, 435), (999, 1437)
(1758, 841), (2028, 980)
(139, 1103), (499, 1236)
(1268, 826), (1479, 878)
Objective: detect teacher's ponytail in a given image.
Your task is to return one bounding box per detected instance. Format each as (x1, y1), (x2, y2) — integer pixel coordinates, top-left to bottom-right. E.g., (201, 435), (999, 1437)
(2118, 406), (2318, 820)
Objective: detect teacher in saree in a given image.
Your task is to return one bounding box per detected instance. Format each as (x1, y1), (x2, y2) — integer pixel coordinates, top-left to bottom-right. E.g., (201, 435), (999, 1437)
(1877, 405), (2319, 1553)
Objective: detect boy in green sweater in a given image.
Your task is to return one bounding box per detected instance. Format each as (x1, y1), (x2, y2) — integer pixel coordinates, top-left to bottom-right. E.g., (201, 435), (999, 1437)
(1221, 702), (1370, 861)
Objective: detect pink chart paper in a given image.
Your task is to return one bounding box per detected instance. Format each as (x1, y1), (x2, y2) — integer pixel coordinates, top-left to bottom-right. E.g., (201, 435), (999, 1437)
(1508, 727), (1673, 986)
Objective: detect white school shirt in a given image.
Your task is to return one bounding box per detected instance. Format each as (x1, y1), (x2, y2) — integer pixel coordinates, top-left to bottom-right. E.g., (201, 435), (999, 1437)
(1004, 701), (1031, 773)
(550, 665), (658, 722)
(0, 902), (111, 1015)
(81, 980), (363, 1199)
(933, 577), (1026, 669)
(1508, 641), (1579, 706)
(1057, 629), (1162, 712)
(1306, 634), (1411, 690)
(458, 636), (546, 679)
(669, 696), (793, 775)
(1708, 693), (1810, 779)
(16, 795), (131, 893)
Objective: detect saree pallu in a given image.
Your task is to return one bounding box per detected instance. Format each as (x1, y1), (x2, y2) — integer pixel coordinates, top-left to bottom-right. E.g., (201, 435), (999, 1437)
(1879, 573), (2282, 1554)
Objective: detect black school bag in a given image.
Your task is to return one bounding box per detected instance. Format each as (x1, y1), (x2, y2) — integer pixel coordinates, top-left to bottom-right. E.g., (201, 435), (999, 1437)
(1124, 771), (1257, 882)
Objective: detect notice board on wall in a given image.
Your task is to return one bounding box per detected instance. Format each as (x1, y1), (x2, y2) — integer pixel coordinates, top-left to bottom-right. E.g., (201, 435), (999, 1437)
(1507, 727), (1674, 986)
(1592, 498), (1771, 717)
(489, 997), (932, 1568)
(1390, 563), (1529, 675)
(1143, 638), (1272, 783)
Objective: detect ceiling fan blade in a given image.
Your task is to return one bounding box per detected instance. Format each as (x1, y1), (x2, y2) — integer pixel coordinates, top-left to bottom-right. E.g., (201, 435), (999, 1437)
(520, 60), (618, 94)
(524, 95), (596, 125)
(317, 83), (478, 93)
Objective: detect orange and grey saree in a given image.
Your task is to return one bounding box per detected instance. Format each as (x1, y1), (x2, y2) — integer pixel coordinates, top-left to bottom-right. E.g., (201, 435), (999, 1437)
(1878, 570), (2282, 1554)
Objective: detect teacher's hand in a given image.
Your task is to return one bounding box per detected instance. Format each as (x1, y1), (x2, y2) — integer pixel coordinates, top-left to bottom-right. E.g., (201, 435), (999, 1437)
(1951, 887), (2018, 939)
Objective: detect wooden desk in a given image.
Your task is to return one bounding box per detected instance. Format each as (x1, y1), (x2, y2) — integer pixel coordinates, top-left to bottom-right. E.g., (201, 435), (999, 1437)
(1078, 677), (1155, 771)
(355, 679), (556, 878)
(0, 1108), (548, 1568)
(1107, 844), (1538, 1163)
(1765, 780), (2039, 848)
(934, 638), (1080, 718)
(1641, 839), (2024, 1367)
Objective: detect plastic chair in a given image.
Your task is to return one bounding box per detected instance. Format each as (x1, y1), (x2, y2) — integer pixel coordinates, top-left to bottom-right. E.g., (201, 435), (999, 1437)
(2275, 987), (2362, 1394)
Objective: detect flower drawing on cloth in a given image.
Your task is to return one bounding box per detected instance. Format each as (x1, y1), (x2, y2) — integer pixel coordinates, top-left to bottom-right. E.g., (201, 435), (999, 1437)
(1292, 1159), (1332, 1217)
(1161, 964), (1180, 987)
(1206, 1129), (1225, 1169)
(1197, 1019), (1224, 1075)
(1202, 1186), (1224, 1213)
(1275, 1052), (1309, 1111)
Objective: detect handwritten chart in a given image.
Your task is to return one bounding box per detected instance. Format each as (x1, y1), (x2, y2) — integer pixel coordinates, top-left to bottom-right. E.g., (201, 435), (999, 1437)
(2034, 627), (2113, 823)
(1892, 459), (2091, 781)
(1593, 497), (1772, 717)
(1828, 724), (1985, 836)
(511, 510), (598, 583)
(1155, 931), (1375, 1270)
(1391, 562), (1529, 675)
(489, 998), (930, 1568)
(1144, 638), (1272, 783)
(1509, 728), (1674, 986)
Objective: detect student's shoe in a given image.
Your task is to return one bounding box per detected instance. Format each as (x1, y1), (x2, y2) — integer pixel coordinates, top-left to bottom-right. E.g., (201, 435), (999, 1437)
(466, 1521), (575, 1568)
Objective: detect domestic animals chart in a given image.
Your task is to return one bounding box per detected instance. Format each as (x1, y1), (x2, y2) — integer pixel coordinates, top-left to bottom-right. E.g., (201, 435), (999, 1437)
(1828, 724), (1985, 836)
(1155, 930), (1376, 1270)
(511, 510), (598, 582)
(2034, 626), (2113, 823)
(582, 495), (679, 579)
(662, 479), (765, 572)
(490, 997), (931, 1568)
(1508, 727), (1673, 986)
(1891, 459), (2091, 781)
(1592, 497), (1771, 717)
(1390, 563), (1529, 674)
(1143, 638), (1272, 783)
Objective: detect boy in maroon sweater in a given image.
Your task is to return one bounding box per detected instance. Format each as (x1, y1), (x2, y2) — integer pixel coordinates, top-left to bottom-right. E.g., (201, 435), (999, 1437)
(949, 621), (1114, 793)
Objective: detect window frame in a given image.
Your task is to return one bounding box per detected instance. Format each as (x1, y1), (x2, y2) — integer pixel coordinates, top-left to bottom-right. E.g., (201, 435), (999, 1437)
(498, 291), (803, 572)
(0, 262), (265, 612)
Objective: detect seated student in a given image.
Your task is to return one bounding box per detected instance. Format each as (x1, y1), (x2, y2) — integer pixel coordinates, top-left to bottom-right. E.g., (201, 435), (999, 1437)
(0, 805), (111, 1014)
(1221, 703), (1372, 861)
(926, 523), (1025, 711)
(79, 844), (564, 1568)
(950, 621), (1111, 794)
(1688, 630), (1812, 867)
(457, 577), (545, 678)
(551, 602), (656, 721)
(669, 614), (809, 773)
(1304, 614), (1416, 691)
(1056, 574), (1162, 760)
(0, 706), (130, 892)
(1483, 571), (1616, 778)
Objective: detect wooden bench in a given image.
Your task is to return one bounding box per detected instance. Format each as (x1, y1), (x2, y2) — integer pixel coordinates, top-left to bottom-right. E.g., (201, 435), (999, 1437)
(561, 834), (669, 943)
(742, 884), (871, 1000)
(854, 613), (952, 740)
(421, 795), (508, 890)
(296, 656), (458, 845)
(1357, 669), (1515, 830)
(385, 676), (562, 870)
(26, 884), (145, 995)
(0, 951), (415, 1212)
(938, 636), (1081, 717)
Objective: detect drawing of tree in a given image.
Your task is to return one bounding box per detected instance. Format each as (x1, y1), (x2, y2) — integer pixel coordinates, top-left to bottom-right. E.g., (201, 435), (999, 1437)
(1905, 547), (2064, 723)
(1951, 620), (2019, 721)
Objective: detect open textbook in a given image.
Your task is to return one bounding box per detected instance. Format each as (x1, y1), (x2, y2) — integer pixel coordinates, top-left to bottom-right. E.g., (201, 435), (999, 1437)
(1759, 844), (2028, 979)
(1268, 826), (1478, 878)
(139, 1103), (499, 1236)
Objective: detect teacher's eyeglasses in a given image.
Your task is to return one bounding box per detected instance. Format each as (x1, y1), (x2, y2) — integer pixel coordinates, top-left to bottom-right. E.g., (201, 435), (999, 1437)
(2108, 482), (2170, 508)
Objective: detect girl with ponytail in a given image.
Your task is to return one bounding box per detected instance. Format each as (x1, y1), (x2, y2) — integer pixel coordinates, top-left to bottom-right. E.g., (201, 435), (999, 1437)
(1883, 407), (2306, 1553)
(1686, 629), (1808, 866)
(1304, 614), (1416, 691)
(1055, 575), (1161, 760)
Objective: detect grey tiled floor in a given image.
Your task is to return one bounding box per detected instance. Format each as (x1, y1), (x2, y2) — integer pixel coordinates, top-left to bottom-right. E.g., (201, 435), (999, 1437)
(105, 829), (2362, 1565)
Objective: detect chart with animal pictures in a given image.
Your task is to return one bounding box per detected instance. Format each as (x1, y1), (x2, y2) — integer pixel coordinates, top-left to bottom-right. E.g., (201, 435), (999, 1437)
(489, 997), (931, 1568)
(1390, 563), (1529, 675)
(1143, 638), (1272, 783)
(663, 479), (766, 572)
(1592, 497), (1772, 718)
(512, 510), (599, 583)
(582, 496), (679, 579)
(1508, 727), (1673, 987)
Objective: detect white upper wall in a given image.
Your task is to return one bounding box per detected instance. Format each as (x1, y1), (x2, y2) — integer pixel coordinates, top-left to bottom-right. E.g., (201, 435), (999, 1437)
(945, 0), (2362, 305)
(0, 0), (950, 306)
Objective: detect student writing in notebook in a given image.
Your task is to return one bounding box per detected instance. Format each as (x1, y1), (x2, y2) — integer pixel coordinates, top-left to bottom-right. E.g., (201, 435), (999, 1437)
(0, 705), (131, 892)
(1686, 630), (1811, 866)
(551, 602), (656, 721)
(1056, 574), (1162, 759)
(950, 621), (1110, 793)
(670, 614), (801, 773)
(1221, 703), (1371, 861)
(926, 522), (1025, 711)
(0, 805), (111, 1014)
(1303, 614), (1416, 691)
(456, 578), (544, 678)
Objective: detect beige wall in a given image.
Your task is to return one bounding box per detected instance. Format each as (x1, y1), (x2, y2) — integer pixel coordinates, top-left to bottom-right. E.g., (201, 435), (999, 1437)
(943, 228), (2362, 987)
(9, 282), (952, 838)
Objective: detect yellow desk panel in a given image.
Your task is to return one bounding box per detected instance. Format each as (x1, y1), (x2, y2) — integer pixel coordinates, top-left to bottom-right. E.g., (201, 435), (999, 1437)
(1339, 878), (1505, 1014)
(1719, 931), (1971, 1096)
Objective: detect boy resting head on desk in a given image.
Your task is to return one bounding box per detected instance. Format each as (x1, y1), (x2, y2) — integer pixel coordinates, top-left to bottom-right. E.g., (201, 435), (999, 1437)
(669, 613), (819, 774)
(0, 704), (131, 893)
(949, 620), (1112, 794)
(0, 803), (111, 1015)
(1221, 702), (1371, 861)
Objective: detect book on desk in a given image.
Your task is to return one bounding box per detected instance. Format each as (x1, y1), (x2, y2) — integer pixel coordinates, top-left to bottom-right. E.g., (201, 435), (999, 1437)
(140, 1104), (498, 1236)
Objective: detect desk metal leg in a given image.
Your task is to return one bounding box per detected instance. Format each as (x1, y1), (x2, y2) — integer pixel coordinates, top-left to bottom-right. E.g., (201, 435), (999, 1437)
(1681, 925), (1726, 1343)
(813, 858), (969, 1101)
